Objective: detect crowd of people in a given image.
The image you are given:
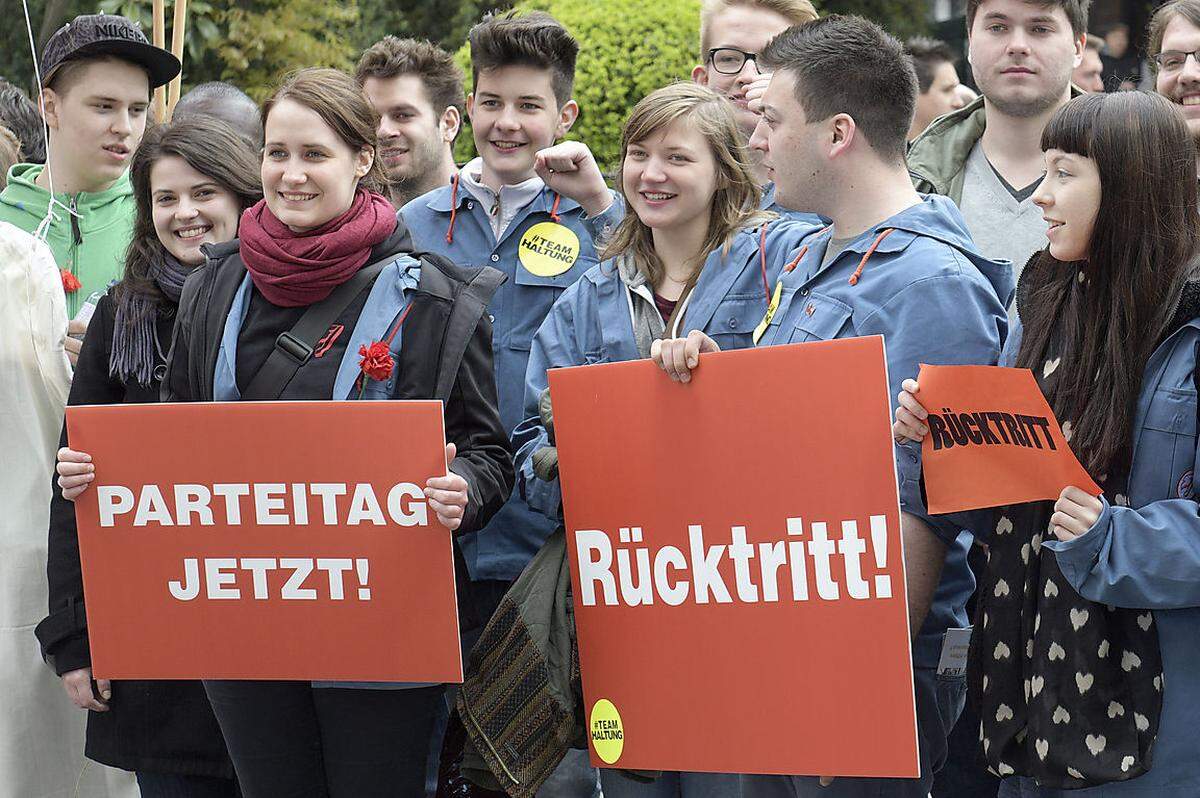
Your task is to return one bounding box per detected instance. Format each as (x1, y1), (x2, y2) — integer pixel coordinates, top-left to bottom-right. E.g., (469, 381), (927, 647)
(3, 0), (1200, 797)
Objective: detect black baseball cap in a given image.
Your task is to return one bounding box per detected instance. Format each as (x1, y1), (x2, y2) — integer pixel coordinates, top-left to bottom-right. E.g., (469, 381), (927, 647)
(40, 14), (181, 90)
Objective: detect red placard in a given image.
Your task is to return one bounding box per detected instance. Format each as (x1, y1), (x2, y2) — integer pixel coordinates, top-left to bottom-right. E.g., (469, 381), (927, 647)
(548, 336), (918, 777)
(917, 364), (1101, 514)
(66, 400), (462, 682)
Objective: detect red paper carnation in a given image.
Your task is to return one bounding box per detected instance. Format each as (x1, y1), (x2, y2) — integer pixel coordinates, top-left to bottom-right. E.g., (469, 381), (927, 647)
(61, 269), (81, 293)
(358, 340), (394, 382)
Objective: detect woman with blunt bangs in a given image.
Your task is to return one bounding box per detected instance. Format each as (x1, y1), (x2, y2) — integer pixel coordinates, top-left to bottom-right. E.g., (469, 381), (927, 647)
(895, 90), (1200, 796)
(55, 68), (513, 797)
(466, 82), (819, 797)
(40, 116), (260, 796)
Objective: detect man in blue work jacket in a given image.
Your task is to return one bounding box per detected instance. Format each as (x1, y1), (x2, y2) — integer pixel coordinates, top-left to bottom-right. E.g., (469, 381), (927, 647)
(400, 12), (619, 621)
(653, 15), (1013, 797)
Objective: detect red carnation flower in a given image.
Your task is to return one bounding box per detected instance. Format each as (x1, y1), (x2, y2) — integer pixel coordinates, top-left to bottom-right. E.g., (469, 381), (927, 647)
(358, 340), (394, 382)
(61, 269), (81, 293)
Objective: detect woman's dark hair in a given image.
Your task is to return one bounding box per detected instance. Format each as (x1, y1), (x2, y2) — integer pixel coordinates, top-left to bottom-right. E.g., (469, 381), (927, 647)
(119, 117), (262, 309)
(1017, 91), (1200, 475)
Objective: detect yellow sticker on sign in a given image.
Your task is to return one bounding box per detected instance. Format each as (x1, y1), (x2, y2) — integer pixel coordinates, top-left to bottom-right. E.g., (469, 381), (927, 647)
(589, 698), (624, 764)
(519, 222), (580, 277)
(753, 280), (783, 345)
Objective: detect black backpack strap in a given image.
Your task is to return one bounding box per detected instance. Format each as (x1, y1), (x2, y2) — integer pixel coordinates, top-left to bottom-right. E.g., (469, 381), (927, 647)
(433, 259), (507, 400)
(241, 259), (391, 400)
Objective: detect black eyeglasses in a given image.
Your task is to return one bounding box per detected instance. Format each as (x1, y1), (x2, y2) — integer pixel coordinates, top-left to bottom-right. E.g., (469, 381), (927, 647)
(707, 47), (760, 75)
(1154, 49), (1200, 72)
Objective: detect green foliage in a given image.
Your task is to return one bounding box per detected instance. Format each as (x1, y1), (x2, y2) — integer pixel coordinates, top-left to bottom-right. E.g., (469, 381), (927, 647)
(98, 0), (222, 65)
(216, 0), (359, 101)
(816, 0), (930, 40)
(354, 0), (512, 53)
(453, 0), (702, 171)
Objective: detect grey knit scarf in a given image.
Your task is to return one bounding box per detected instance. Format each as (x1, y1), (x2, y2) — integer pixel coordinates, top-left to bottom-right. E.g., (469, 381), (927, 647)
(110, 253), (191, 387)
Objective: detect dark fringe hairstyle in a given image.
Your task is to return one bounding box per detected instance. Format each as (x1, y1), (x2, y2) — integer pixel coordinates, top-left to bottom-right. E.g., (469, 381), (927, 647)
(1016, 91), (1200, 476)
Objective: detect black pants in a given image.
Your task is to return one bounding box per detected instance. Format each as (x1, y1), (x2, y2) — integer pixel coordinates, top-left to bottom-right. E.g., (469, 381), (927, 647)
(136, 772), (240, 798)
(204, 681), (443, 798)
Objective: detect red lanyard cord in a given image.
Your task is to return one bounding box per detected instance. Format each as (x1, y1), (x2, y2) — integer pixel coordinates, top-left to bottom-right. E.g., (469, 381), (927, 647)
(445, 172), (461, 244)
(783, 225), (833, 276)
(848, 228), (896, 286)
(446, 174), (562, 242)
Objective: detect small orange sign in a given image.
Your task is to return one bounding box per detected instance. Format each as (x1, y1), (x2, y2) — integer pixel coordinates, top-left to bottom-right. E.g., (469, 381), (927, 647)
(66, 400), (462, 682)
(917, 364), (1101, 514)
(549, 336), (918, 777)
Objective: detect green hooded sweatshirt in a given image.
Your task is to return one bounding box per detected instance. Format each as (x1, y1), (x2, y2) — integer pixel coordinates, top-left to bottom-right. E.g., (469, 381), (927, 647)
(0, 163), (135, 316)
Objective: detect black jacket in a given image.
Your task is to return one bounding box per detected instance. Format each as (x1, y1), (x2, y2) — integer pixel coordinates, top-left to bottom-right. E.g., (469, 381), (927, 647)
(164, 229), (515, 619)
(34, 291), (235, 778)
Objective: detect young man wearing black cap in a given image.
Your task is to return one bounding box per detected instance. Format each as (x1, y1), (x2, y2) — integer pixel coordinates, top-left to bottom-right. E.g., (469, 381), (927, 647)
(0, 14), (178, 364)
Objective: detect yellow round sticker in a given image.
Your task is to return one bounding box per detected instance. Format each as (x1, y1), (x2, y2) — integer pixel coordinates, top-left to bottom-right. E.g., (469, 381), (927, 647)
(519, 222), (580, 277)
(589, 699), (624, 764)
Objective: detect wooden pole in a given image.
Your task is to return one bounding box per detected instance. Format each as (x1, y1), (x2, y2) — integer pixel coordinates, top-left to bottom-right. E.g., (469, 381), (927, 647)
(166, 0), (188, 121)
(152, 0), (166, 123)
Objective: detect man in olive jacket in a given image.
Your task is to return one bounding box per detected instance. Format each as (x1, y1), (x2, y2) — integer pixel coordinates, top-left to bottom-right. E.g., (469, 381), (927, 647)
(908, 0), (1085, 298)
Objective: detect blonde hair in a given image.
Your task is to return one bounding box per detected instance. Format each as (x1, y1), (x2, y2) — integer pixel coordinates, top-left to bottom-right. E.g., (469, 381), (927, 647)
(602, 82), (772, 290)
(699, 0), (818, 58)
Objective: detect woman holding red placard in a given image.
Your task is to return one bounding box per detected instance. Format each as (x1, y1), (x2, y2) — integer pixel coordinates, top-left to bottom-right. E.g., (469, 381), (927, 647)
(39, 117), (257, 797)
(894, 90), (1200, 796)
(57, 68), (513, 798)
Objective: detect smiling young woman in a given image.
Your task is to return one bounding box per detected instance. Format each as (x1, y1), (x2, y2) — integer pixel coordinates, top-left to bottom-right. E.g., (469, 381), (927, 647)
(38, 116), (261, 798)
(895, 91), (1200, 796)
(150, 67), (510, 798)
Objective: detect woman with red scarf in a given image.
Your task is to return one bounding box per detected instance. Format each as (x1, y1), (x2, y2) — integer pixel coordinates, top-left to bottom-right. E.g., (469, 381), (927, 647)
(62, 67), (513, 797)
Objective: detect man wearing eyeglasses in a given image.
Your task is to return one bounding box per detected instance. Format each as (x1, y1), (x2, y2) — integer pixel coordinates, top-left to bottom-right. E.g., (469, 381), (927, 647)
(1148, 0), (1200, 177)
(692, 0), (817, 203)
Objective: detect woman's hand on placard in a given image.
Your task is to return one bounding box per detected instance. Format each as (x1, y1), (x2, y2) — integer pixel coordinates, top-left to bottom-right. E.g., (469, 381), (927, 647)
(1051, 486), (1103, 541)
(533, 141), (612, 217)
(425, 443), (469, 531)
(62, 667), (110, 712)
(893, 379), (929, 443)
(650, 331), (720, 383)
(57, 447), (95, 501)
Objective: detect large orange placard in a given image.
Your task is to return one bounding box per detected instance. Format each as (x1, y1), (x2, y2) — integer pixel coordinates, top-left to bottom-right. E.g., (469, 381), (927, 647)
(917, 364), (1101, 514)
(548, 336), (918, 777)
(66, 400), (462, 682)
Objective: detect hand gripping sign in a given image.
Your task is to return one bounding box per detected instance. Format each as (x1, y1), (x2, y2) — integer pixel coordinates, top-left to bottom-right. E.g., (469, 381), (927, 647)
(66, 400), (462, 682)
(916, 364), (1101, 514)
(548, 336), (919, 777)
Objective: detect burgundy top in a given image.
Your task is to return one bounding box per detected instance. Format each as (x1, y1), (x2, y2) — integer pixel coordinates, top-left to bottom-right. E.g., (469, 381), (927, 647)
(653, 293), (677, 323)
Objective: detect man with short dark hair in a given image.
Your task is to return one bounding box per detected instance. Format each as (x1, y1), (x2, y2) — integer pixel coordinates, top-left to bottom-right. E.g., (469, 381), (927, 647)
(355, 37), (464, 209)
(653, 15), (1011, 797)
(1147, 0), (1200, 174)
(173, 81), (261, 147)
(908, 0), (1087, 294)
(1074, 33), (1106, 91)
(905, 36), (965, 142)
